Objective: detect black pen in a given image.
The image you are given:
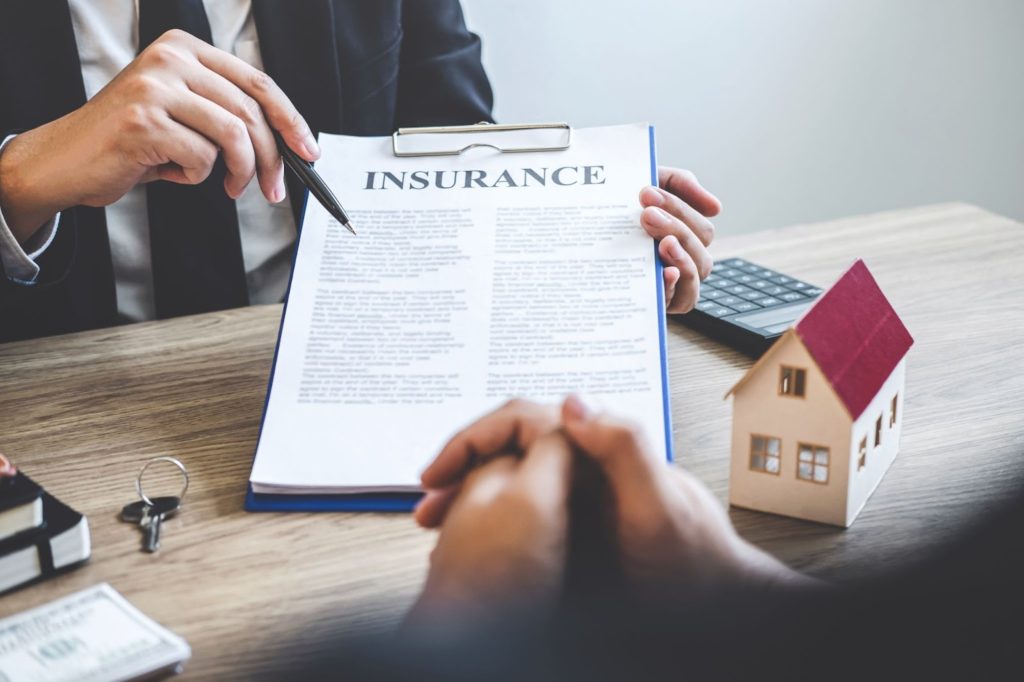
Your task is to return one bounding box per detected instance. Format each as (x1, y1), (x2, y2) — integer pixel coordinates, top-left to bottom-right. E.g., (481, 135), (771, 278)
(274, 132), (356, 235)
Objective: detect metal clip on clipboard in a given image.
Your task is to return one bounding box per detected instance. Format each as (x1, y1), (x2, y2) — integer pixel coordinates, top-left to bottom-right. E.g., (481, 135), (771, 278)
(391, 122), (573, 157)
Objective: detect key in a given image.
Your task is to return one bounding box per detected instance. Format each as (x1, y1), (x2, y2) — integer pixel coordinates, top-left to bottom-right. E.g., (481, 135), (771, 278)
(142, 497), (180, 553)
(145, 514), (163, 553)
(120, 500), (153, 552)
(145, 496), (181, 552)
(121, 496), (181, 553)
(703, 305), (734, 318)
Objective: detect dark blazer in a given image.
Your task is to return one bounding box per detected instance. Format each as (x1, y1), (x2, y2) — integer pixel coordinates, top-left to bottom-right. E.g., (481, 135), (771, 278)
(0, 0), (493, 342)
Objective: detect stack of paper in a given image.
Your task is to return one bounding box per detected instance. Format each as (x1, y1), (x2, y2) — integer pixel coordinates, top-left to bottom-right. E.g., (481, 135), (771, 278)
(0, 583), (191, 681)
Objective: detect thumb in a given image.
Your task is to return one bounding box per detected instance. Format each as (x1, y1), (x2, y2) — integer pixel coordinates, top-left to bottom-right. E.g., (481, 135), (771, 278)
(561, 395), (665, 504)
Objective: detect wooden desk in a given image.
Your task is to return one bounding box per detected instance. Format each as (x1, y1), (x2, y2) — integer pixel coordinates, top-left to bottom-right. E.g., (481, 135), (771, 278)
(1, 203), (1022, 678)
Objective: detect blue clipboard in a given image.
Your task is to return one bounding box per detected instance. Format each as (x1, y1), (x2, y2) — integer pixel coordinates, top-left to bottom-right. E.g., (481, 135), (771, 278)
(246, 124), (673, 513)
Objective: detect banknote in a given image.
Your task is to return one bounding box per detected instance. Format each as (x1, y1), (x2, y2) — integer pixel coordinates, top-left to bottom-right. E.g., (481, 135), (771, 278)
(0, 583), (190, 682)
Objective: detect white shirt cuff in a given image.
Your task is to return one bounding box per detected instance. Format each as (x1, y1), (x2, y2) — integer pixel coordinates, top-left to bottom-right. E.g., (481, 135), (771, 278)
(0, 134), (61, 284)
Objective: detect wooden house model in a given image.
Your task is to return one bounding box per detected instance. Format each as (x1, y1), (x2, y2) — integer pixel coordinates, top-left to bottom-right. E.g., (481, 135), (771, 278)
(725, 260), (913, 527)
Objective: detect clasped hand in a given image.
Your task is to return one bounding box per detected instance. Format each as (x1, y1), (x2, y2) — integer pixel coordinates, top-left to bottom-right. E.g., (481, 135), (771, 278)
(410, 397), (805, 617)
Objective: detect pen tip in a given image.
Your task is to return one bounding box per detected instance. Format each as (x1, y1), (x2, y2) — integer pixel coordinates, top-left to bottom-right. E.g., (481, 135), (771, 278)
(344, 222), (357, 235)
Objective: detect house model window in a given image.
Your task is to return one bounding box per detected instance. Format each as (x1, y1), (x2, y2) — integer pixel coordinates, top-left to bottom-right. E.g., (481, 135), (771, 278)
(750, 435), (781, 474)
(779, 366), (806, 397)
(889, 393), (898, 428)
(875, 415), (883, 447)
(797, 443), (829, 483)
(858, 437), (867, 471)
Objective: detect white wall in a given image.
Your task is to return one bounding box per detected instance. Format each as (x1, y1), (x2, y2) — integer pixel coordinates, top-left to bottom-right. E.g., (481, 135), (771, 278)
(461, 0), (1024, 235)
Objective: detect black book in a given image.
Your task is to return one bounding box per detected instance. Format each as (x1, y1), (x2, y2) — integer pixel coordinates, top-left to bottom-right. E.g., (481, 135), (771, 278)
(0, 489), (90, 595)
(0, 471), (44, 542)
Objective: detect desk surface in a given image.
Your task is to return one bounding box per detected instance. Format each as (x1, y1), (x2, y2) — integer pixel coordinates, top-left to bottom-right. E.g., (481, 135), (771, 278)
(1, 203), (1022, 678)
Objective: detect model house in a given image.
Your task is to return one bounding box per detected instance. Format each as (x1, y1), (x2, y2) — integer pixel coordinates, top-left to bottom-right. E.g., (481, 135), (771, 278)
(725, 260), (913, 527)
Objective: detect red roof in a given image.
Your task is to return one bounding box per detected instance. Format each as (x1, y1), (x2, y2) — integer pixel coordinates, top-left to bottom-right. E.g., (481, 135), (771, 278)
(795, 260), (913, 419)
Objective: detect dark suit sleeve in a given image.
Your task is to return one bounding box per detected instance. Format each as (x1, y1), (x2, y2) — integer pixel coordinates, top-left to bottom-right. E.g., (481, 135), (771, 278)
(395, 0), (494, 128)
(0, 210), (77, 311)
(0, 128), (77, 310)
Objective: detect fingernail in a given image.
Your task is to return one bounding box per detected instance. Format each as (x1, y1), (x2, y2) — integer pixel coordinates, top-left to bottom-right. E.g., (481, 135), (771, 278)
(643, 187), (663, 206)
(414, 488), (436, 509)
(274, 183), (286, 204)
(670, 241), (686, 261)
(563, 394), (599, 422)
(563, 395), (589, 421)
(304, 136), (321, 159)
(645, 206), (671, 227)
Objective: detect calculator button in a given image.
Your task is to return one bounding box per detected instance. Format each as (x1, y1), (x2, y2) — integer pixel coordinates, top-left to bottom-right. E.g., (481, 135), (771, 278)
(804, 287), (823, 296)
(750, 280), (772, 290)
(757, 296), (783, 307)
(779, 292), (805, 302)
(764, 285), (787, 296)
(703, 274), (727, 286)
(740, 290), (767, 301)
(731, 301), (760, 312)
(719, 258), (746, 268)
(718, 268), (743, 279)
(718, 296), (743, 307)
(771, 275), (793, 285)
(789, 281), (809, 290)
(702, 306), (734, 318)
(725, 284), (754, 295)
(696, 300), (720, 311)
(703, 289), (726, 300)
(735, 274), (758, 284)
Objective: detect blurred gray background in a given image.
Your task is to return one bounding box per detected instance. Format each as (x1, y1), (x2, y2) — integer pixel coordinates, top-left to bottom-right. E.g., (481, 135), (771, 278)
(460, 0), (1024, 235)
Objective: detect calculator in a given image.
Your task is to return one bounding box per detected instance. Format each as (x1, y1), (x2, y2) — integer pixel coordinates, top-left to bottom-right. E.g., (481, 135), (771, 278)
(679, 257), (824, 357)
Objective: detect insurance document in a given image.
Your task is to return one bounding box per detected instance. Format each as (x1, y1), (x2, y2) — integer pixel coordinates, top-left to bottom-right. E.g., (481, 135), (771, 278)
(249, 123), (671, 496)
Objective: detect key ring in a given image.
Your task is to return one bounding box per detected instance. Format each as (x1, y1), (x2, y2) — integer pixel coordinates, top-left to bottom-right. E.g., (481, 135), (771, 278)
(136, 456), (189, 507)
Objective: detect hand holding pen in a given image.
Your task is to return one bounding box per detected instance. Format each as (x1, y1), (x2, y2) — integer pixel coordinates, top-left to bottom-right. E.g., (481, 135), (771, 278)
(274, 132), (356, 235)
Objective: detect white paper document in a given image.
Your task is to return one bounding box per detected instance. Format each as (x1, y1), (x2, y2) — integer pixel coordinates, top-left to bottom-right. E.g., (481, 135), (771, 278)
(249, 123), (671, 495)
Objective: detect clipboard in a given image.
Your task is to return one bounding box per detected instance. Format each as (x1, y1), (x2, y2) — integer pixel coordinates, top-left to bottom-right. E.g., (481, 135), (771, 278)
(391, 121), (572, 157)
(245, 122), (671, 513)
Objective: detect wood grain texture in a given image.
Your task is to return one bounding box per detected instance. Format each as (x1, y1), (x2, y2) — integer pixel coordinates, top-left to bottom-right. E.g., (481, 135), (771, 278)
(1, 203), (1022, 678)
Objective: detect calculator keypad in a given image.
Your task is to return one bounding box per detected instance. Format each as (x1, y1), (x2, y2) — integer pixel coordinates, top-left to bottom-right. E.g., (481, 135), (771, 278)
(695, 258), (823, 319)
